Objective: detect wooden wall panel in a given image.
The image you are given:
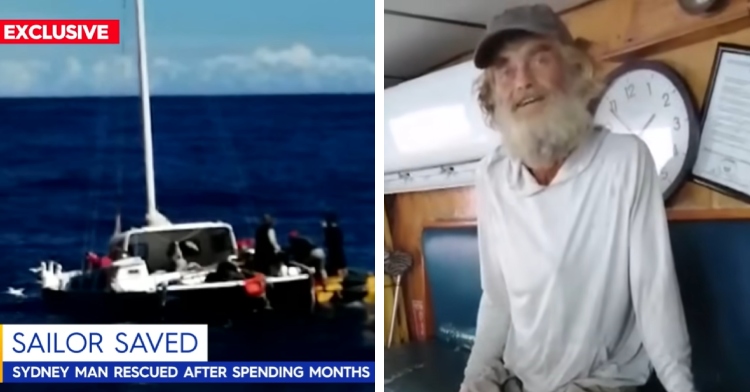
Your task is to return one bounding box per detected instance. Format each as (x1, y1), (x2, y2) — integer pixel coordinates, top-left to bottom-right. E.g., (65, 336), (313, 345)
(389, 0), (750, 341)
(385, 203), (393, 251)
(390, 187), (475, 340)
(570, 0), (750, 220)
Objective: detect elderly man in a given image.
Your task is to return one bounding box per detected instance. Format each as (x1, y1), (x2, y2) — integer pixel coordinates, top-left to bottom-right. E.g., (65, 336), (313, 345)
(461, 4), (696, 392)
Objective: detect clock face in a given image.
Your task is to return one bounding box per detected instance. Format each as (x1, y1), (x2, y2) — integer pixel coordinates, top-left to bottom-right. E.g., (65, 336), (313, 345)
(593, 63), (698, 200)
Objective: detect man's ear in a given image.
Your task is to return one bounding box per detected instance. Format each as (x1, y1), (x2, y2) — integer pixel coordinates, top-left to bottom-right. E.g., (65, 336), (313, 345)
(564, 38), (594, 78)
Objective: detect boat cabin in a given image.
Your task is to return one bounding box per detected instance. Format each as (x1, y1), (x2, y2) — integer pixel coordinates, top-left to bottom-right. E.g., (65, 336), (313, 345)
(384, 0), (750, 391)
(108, 221), (238, 274)
(54, 221), (239, 293)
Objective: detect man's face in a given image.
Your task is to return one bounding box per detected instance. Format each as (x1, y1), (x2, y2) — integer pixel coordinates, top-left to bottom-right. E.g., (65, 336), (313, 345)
(489, 36), (567, 118)
(483, 34), (593, 169)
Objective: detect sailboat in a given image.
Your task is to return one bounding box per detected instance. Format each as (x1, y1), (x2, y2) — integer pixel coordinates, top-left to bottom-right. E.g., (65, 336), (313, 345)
(31, 0), (315, 322)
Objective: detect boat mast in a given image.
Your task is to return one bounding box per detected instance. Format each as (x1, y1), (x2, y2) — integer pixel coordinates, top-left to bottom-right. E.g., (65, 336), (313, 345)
(135, 0), (169, 226)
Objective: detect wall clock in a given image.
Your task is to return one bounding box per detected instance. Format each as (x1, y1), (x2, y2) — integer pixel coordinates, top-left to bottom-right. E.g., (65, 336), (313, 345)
(592, 60), (700, 202)
(677, 0), (724, 15)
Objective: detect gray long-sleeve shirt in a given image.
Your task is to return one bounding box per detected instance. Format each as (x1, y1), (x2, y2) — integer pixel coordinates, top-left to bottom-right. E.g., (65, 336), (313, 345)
(462, 129), (696, 392)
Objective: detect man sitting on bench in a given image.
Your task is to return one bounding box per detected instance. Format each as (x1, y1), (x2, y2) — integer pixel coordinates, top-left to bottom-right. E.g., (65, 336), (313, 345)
(462, 4), (695, 392)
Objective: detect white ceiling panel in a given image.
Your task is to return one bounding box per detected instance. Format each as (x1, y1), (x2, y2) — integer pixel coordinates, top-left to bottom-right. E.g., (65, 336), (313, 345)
(383, 0), (600, 85)
(385, 14), (482, 78)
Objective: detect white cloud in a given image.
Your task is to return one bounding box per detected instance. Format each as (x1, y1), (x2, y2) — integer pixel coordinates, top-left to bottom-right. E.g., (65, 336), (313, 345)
(152, 57), (187, 81)
(0, 59), (48, 94)
(61, 57), (83, 83)
(0, 43), (374, 96)
(91, 55), (138, 93)
(252, 44), (373, 73)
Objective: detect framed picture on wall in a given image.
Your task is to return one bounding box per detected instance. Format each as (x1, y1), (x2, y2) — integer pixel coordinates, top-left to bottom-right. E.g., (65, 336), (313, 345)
(691, 42), (750, 203)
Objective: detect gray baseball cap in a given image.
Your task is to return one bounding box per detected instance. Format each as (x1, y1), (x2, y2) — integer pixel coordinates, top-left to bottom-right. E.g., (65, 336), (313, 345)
(473, 4), (574, 69)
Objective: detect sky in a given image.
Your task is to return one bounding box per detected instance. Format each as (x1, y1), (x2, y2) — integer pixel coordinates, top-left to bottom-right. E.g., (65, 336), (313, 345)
(0, 0), (375, 96)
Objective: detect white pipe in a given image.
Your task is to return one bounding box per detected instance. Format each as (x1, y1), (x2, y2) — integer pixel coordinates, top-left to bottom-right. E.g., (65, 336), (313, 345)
(387, 274), (401, 348)
(134, 0), (158, 222)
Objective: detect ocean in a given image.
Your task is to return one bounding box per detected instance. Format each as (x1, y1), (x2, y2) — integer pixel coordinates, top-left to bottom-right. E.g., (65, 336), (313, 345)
(0, 94), (375, 391)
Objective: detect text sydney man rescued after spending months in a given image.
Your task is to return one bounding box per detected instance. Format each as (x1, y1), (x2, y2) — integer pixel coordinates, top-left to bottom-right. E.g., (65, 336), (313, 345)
(0, 20), (120, 44)
(12, 365), (372, 380)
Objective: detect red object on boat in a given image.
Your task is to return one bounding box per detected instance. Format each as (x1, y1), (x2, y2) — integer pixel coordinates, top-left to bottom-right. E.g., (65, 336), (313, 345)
(85, 252), (100, 269)
(236, 238), (255, 250)
(244, 273), (266, 297)
(86, 252), (113, 269)
(99, 256), (113, 268)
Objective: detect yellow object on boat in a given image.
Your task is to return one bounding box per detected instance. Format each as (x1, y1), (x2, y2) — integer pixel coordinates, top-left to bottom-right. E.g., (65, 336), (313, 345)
(315, 276), (342, 304)
(364, 274), (375, 304)
(313, 272), (376, 305)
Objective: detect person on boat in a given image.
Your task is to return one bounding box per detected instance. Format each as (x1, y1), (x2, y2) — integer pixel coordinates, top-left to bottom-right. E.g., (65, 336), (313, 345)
(254, 214), (281, 274)
(99, 253), (113, 268)
(85, 251), (113, 270)
(85, 252), (101, 270)
(287, 230), (314, 262)
(287, 230), (327, 281)
(167, 241), (200, 272)
(205, 260), (244, 282)
(107, 245), (126, 262)
(321, 212), (347, 277)
(236, 247), (257, 274)
(236, 238), (254, 253)
(205, 260), (272, 310)
(233, 238), (253, 270)
(460, 5), (695, 392)
(166, 242), (186, 271)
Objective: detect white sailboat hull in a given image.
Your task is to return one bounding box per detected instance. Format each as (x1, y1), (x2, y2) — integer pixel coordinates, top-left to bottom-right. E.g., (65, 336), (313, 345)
(35, 257), (316, 322)
(39, 278), (316, 323)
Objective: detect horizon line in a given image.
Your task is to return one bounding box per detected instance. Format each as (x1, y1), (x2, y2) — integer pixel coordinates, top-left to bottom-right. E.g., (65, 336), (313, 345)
(0, 91), (376, 100)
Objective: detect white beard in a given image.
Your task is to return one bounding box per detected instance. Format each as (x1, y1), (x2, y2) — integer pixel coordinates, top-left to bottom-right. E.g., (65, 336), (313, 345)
(493, 93), (593, 168)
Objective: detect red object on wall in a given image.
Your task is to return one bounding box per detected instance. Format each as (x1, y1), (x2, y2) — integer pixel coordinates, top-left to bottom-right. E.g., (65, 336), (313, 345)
(412, 300), (427, 341)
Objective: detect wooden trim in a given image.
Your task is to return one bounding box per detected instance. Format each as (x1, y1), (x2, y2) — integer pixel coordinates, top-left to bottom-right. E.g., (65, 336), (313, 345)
(559, 0), (601, 16)
(668, 208), (750, 221)
(425, 219), (477, 229)
(425, 211), (750, 225)
(593, 0), (750, 61)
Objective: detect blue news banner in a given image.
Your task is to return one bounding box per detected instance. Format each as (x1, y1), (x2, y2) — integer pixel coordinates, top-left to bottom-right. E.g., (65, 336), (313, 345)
(3, 362), (375, 383)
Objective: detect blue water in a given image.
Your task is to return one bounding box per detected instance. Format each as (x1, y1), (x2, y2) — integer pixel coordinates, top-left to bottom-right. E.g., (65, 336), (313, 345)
(0, 94), (375, 391)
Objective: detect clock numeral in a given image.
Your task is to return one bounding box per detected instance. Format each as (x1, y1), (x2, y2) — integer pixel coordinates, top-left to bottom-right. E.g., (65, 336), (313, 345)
(660, 169), (670, 181)
(609, 99), (617, 114)
(625, 83), (635, 99)
(647, 82), (652, 96)
(662, 92), (670, 107)
(673, 116), (681, 131)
